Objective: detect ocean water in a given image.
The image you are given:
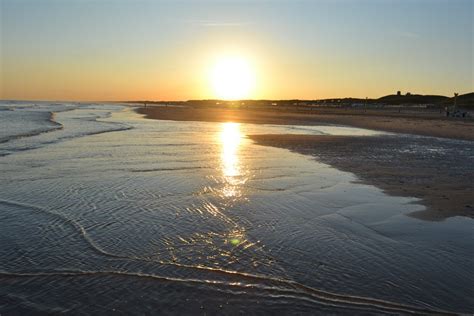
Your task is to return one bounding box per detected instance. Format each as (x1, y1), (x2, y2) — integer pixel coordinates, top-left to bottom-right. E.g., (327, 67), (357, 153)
(0, 102), (472, 315)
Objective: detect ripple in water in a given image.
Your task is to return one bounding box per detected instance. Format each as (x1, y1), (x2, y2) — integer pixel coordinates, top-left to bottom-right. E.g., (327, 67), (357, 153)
(0, 103), (472, 314)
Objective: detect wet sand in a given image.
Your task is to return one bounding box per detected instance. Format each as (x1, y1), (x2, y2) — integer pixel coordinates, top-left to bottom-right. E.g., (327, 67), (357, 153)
(136, 106), (474, 141)
(249, 134), (474, 220)
(137, 106), (474, 220)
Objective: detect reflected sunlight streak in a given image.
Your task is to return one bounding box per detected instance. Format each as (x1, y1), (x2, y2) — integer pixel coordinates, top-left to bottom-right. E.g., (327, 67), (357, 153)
(219, 122), (246, 198)
(221, 123), (241, 178)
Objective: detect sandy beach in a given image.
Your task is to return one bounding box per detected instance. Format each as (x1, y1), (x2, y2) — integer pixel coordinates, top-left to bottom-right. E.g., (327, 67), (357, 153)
(249, 134), (473, 220)
(137, 105), (474, 220)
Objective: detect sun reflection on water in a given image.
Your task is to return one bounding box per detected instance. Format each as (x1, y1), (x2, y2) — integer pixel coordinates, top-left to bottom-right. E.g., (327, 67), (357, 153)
(221, 123), (241, 178)
(219, 122), (247, 198)
(217, 122), (251, 254)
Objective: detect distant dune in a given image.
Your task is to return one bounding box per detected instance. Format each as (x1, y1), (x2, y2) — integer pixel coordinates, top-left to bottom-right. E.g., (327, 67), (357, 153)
(377, 93), (473, 108)
(452, 92), (474, 107)
(377, 94), (450, 105)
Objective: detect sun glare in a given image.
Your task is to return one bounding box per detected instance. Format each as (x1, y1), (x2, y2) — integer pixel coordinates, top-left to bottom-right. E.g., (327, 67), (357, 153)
(219, 122), (248, 198)
(221, 122), (241, 179)
(211, 57), (256, 100)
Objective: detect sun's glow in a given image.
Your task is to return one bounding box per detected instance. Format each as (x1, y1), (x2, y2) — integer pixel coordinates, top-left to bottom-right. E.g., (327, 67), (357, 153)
(211, 57), (256, 100)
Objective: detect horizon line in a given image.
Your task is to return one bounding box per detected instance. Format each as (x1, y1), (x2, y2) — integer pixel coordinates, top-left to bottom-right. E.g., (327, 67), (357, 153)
(1, 92), (471, 104)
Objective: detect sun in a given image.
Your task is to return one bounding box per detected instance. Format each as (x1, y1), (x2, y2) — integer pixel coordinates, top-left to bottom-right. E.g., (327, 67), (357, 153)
(211, 56), (256, 100)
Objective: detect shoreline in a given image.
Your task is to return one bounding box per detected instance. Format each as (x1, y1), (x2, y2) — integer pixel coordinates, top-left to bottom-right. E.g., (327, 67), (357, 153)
(136, 106), (474, 141)
(249, 134), (473, 221)
(136, 106), (474, 220)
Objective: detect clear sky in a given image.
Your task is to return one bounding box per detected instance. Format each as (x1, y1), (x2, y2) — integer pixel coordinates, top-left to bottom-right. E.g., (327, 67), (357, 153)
(1, 0), (472, 101)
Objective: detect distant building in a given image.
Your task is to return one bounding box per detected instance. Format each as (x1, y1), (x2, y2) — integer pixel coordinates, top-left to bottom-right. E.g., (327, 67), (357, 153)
(397, 91), (401, 96)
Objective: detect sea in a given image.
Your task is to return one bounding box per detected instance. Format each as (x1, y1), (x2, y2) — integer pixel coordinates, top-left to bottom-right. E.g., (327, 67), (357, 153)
(0, 101), (472, 314)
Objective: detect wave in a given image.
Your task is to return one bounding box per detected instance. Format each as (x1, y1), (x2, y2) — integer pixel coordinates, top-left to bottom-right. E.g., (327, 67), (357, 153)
(0, 111), (63, 144)
(0, 108), (133, 157)
(0, 125), (132, 157)
(0, 269), (452, 315)
(129, 166), (207, 173)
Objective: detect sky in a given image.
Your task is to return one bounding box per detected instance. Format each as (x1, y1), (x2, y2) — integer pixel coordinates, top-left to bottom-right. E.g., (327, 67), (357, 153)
(1, 0), (473, 101)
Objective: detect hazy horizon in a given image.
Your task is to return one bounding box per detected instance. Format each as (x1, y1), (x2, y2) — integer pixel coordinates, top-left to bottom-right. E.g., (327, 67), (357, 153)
(0, 90), (471, 104)
(1, 0), (473, 101)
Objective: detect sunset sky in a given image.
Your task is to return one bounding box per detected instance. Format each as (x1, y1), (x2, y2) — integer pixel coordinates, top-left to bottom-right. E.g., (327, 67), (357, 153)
(1, 0), (472, 101)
